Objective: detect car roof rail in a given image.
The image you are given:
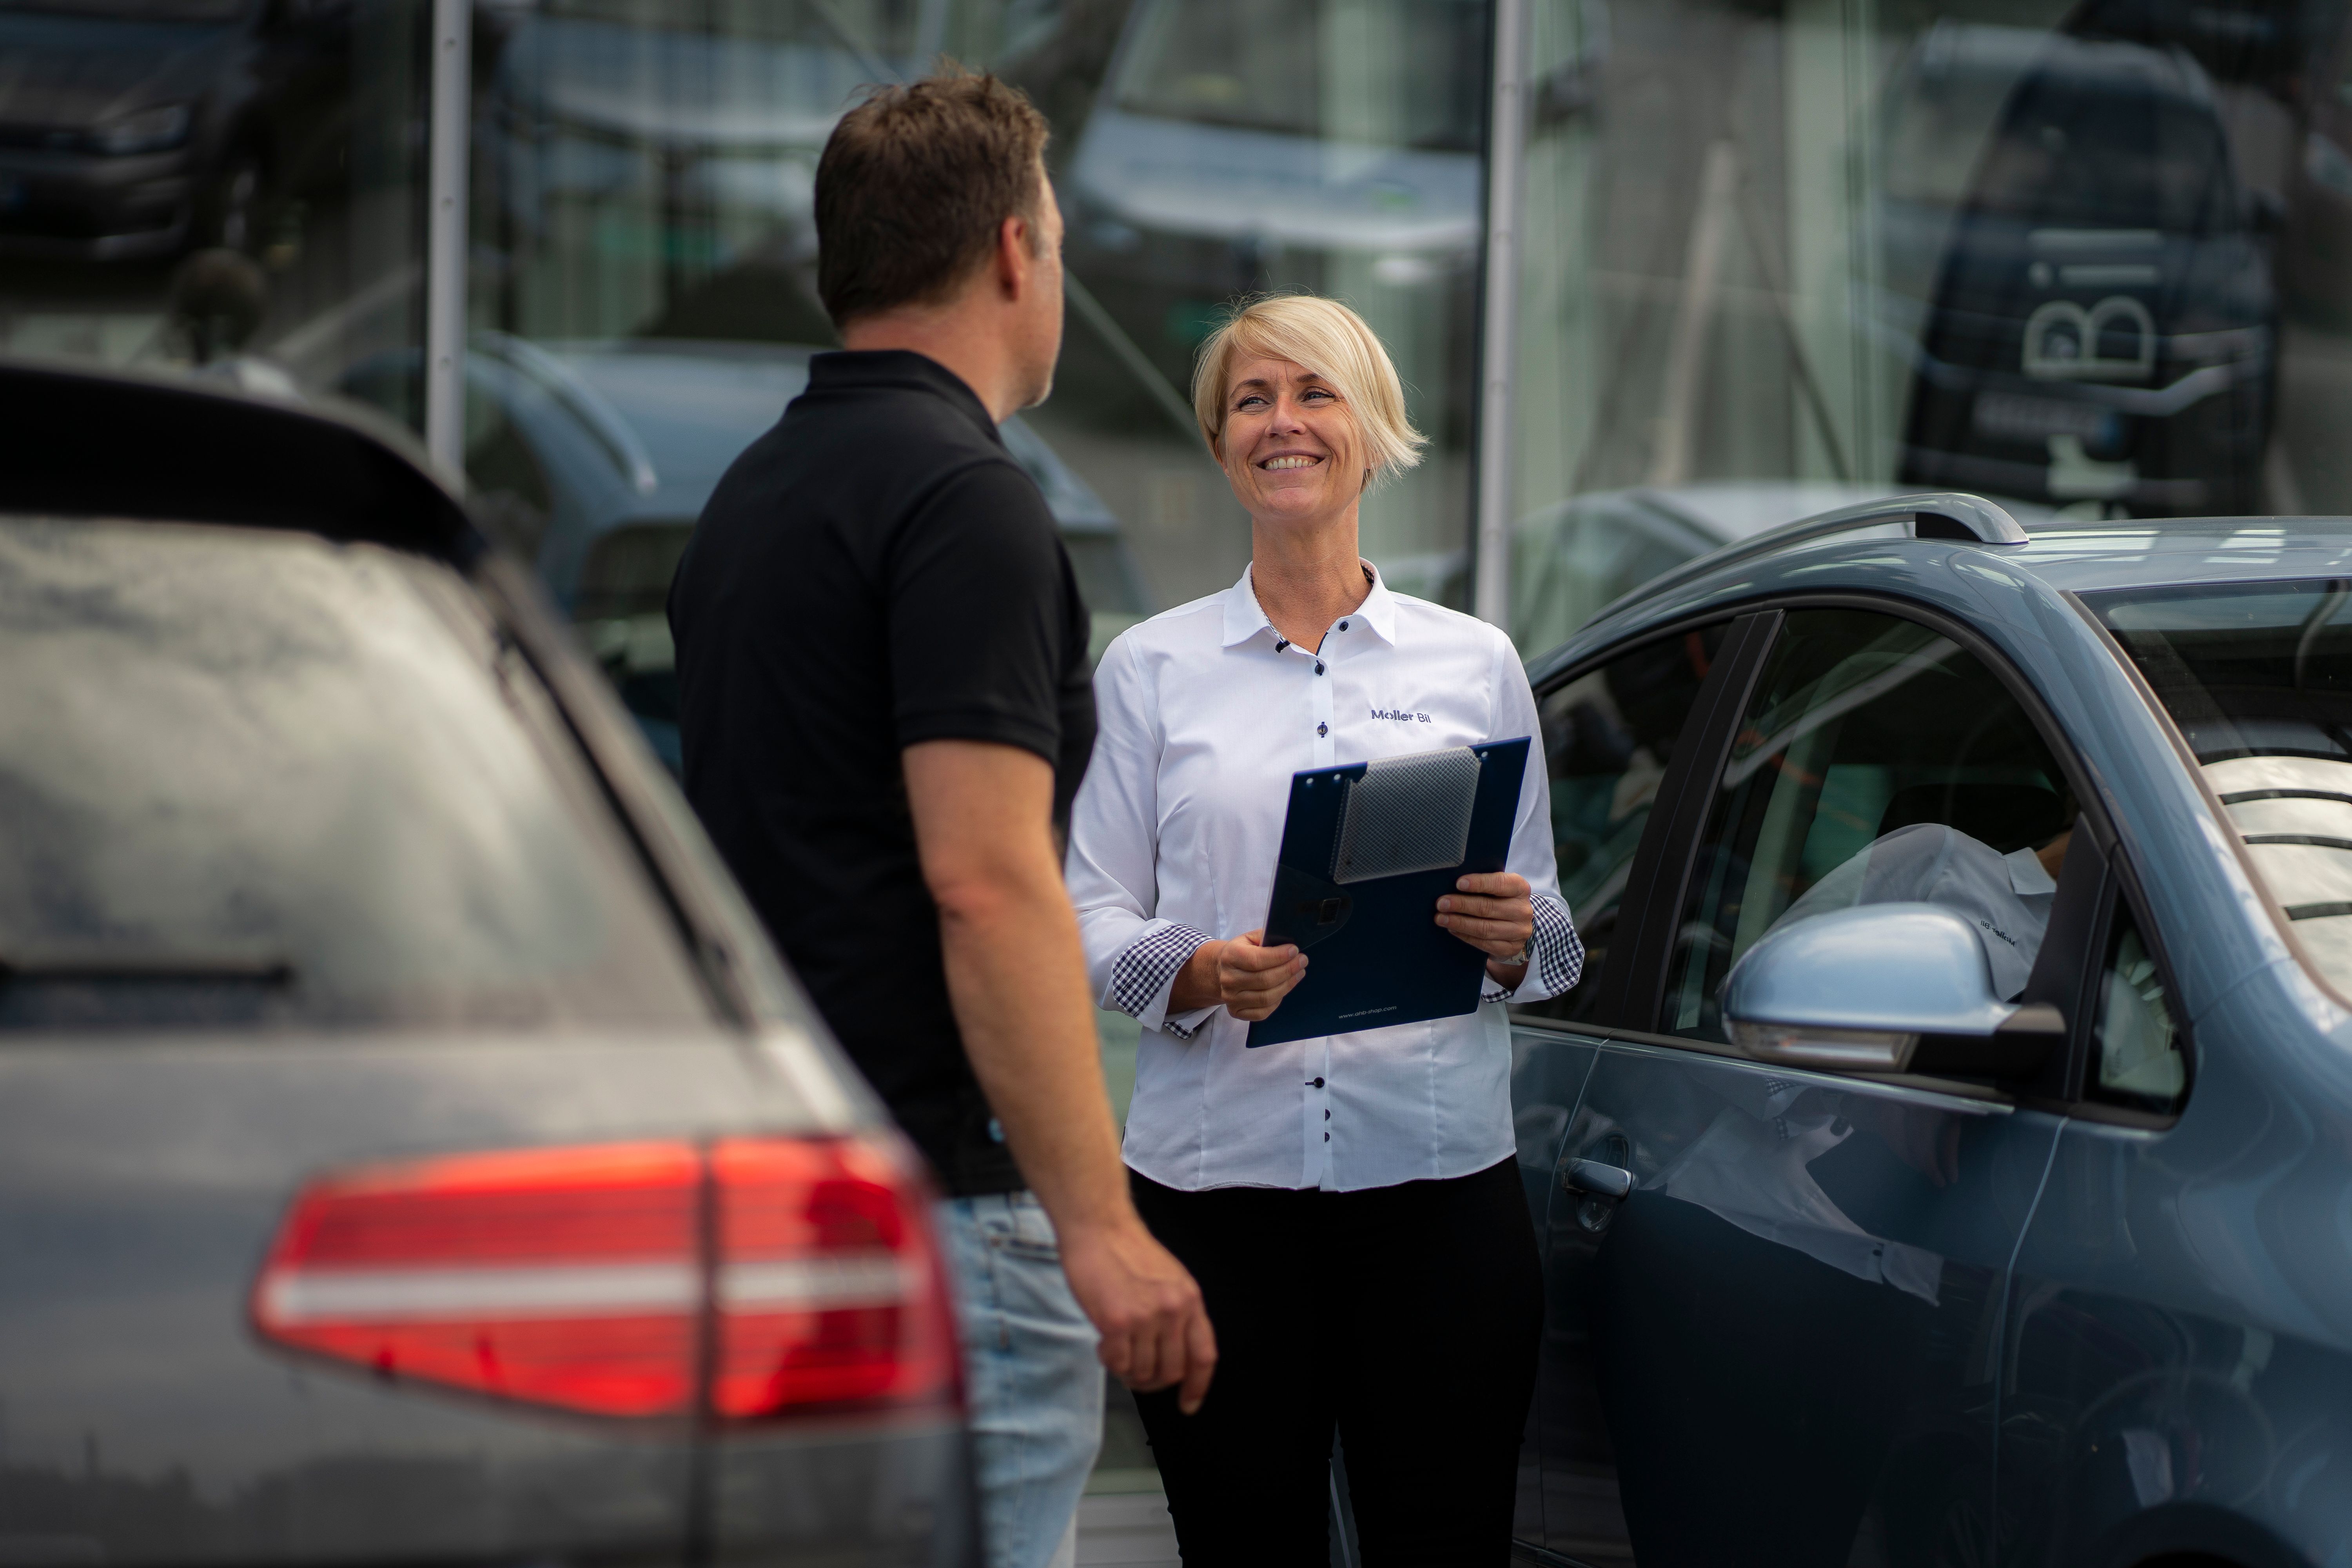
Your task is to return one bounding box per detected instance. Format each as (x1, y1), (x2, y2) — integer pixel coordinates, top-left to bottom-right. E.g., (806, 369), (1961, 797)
(1590, 490), (2028, 626)
(1786, 491), (2030, 547)
(0, 355), (481, 562)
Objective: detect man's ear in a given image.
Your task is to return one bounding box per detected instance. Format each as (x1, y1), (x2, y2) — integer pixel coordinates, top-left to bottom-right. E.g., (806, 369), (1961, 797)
(995, 214), (1031, 298)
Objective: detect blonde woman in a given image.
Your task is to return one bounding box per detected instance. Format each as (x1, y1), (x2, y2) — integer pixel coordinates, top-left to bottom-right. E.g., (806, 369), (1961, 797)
(1064, 294), (1584, 1561)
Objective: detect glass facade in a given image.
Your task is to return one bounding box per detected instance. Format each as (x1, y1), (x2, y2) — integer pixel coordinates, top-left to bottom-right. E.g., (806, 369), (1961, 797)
(1507, 0), (2343, 646)
(0, 0), (428, 403)
(17, 0), (2352, 682)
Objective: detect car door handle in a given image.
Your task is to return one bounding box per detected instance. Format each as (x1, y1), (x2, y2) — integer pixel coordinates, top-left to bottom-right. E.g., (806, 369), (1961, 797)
(1561, 1159), (1634, 1199)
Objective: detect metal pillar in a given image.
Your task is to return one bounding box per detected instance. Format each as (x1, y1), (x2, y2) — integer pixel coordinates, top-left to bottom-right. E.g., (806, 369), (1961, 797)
(1472, 0), (1530, 632)
(424, 0), (471, 477)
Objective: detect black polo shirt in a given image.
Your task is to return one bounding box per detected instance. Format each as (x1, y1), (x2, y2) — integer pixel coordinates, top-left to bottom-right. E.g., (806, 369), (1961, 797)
(668, 350), (1095, 1196)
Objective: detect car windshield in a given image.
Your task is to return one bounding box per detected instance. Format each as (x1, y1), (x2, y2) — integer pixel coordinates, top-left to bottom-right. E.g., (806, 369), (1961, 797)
(2091, 578), (2352, 994)
(0, 518), (711, 1030)
(1110, 0), (1485, 152)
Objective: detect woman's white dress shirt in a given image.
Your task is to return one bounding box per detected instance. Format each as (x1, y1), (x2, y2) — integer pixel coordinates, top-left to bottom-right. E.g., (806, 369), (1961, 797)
(1066, 565), (1583, 1194)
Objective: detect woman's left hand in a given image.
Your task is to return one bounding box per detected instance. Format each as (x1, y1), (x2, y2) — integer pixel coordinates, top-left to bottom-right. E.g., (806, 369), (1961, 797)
(1436, 872), (1534, 982)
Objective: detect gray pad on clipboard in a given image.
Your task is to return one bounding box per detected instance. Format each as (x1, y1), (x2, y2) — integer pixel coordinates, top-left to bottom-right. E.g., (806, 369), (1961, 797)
(1332, 746), (1485, 884)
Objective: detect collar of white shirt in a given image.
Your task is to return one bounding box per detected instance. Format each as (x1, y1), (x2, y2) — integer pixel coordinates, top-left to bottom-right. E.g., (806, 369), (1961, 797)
(2003, 845), (2059, 898)
(1219, 561), (1400, 650)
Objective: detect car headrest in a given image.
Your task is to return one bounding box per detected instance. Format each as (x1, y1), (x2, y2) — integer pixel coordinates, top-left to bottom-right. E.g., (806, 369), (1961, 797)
(1878, 782), (2068, 855)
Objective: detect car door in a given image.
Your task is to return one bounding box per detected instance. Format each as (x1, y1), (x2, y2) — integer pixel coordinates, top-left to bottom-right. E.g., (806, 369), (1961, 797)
(1509, 613), (1753, 1565)
(1525, 601), (2099, 1567)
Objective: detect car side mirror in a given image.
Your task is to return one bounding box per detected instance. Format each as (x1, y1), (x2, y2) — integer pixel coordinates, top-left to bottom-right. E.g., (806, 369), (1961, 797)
(1722, 902), (2063, 1078)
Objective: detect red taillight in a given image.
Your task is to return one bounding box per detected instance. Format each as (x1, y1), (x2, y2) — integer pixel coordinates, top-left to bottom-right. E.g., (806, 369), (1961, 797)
(251, 1136), (960, 1424)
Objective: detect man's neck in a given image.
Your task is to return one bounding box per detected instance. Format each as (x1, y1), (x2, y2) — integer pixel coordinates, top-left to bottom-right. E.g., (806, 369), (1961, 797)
(841, 306), (1021, 423)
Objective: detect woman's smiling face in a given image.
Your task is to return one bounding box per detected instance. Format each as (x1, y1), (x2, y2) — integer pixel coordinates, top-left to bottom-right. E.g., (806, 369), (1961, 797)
(1218, 356), (1363, 528)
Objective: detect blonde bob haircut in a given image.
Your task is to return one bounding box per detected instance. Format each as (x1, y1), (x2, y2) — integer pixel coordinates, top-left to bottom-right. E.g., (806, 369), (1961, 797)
(1191, 294), (1426, 486)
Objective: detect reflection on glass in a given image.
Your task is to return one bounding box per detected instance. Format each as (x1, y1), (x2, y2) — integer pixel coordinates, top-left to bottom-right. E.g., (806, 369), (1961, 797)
(455, 0), (1490, 759)
(1109, 0), (1483, 151)
(2092, 576), (2352, 1002)
(2093, 904), (2187, 1112)
(1517, 622), (1722, 1024)
(1503, 0), (2351, 658)
(1063, 0), (1487, 597)
(335, 332), (1144, 771)
(1899, 30), (2273, 518)
(1663, 609), (2071, 1042)
(0, 519), (709, 1029)
(0, 0), (423, 390)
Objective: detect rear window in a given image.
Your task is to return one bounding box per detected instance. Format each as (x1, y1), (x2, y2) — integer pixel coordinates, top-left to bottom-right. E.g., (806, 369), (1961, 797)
(0, 518), (711, 1030)
(2091, 578), (2352, 993)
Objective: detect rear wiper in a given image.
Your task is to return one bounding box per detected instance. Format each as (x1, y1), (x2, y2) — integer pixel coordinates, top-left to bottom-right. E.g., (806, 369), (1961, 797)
(0, 951), (294, 985)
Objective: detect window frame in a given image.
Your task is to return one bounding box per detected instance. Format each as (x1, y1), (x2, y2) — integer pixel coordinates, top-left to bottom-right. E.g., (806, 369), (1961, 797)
(1513, 608), (1776, 1033)
(1520, 589), (2189, 1120)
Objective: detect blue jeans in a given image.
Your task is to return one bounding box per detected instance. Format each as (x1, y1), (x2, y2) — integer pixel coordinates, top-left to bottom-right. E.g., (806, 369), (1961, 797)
(936, 1191), (1105, 1568)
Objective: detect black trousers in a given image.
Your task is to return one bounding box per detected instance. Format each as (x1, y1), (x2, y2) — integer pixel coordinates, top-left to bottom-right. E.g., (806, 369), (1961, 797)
(1129, 1158), (1541, 1567)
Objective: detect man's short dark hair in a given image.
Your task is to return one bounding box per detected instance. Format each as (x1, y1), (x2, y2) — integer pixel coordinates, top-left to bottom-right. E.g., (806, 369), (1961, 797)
(815, 68), (1051, 328)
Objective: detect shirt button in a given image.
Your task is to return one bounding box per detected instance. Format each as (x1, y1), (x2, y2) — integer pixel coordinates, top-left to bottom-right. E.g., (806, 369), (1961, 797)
(1316, 722), (1328, 736)
(1314, 662), (1325, 675)
(1323, 1109), (1331, 1120)
(1310, 1077), (1325, 1088)
(1324, 1132), (1331, 1142)
(1339, 620), (1349, 631)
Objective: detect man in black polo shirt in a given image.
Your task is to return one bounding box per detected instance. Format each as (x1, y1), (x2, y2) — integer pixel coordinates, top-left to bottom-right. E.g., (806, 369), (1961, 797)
(668, 70), (1212, 1567)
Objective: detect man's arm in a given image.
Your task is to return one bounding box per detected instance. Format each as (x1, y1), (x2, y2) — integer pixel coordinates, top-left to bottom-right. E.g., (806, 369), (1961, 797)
(903, 738), (1216, 1412)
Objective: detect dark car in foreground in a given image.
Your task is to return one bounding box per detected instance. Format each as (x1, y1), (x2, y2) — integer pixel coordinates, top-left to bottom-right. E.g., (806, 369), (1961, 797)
(0, 358), (974, 1565)
(1506, 491), (2352, 1567)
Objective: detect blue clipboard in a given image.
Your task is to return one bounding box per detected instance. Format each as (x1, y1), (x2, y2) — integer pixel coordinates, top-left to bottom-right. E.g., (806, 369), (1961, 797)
(1246, 737), (1530, 1048)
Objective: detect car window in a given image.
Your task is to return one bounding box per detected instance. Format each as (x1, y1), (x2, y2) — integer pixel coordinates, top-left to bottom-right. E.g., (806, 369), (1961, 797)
(0, 517), (712, 1031)
(2088, 900), (2187, 1114)
(1663, 608), (2074, 1043)
(1514, 622), (1726, 1026)
(2089, 577), (2352, 1000)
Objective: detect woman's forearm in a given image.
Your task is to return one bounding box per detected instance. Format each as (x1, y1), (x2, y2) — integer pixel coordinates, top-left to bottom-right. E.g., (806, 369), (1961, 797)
(1167, 938), (1226, 1013)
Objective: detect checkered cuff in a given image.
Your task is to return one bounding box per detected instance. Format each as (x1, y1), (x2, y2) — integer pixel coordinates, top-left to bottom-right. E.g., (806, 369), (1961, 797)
(1111, 921), (1215, 1038)
(1487, 895), (1586, 1005)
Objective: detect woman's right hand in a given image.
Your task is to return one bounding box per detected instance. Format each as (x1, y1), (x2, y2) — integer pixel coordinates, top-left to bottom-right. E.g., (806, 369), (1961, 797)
(1169, 930), (1307, 1021)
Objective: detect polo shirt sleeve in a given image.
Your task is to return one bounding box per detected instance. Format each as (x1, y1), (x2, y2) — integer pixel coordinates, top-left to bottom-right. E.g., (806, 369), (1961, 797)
(1485, 630), (1586, 1006)
(887, 458), (1073, 760)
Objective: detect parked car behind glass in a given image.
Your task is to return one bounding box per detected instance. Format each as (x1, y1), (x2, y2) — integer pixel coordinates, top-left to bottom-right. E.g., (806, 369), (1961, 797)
(1061, 0), (1487, 384)
(1895, 30), (2276, 517)
(0, 358), (976, 1566)
(0, 0), (352, 259)
(339, 335), (1153, 772)
(1507, 492), (2352, 1566)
